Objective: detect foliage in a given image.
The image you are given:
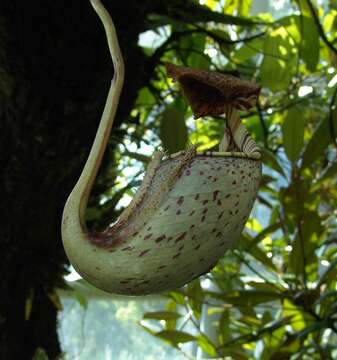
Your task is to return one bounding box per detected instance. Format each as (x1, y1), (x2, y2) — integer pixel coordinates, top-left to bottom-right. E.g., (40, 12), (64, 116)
(97, 0), (337, 358)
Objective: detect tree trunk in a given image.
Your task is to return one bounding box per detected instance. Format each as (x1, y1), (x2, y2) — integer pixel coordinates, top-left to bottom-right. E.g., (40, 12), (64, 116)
(0, 0), (151, 358)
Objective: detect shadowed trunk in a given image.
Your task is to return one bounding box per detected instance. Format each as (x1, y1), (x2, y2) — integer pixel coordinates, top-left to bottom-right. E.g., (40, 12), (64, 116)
(0, 0), (152, 358)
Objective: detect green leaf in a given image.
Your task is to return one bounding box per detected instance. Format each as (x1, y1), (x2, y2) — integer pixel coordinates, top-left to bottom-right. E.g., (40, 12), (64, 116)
(155, 330), (197, 345)
(299, 16), (319, 71)
(218, 309), (230, 345)
(259, 28), (296, 91)
(282, 106), (306, 162)
(160, 107), (188, 154)
(316, 161), (337, 184)
(302, 109), (337, 168)
(165, 300), (178, 330)
(212, 290), (283, 306)
(318, 258), (337, 287)
(187, 279), (204, 319)
(280, 15), (319, 71)
(143, 311), (182, 320)
(187, 33), (209, 69)
(283, 299), (314, 331)
(289, 234), (304, 277)
(247, 281), (283, 292)
(233, 39), (263, 62)
(197, 334), (218, 356)
(249, 244), (277, 271)
(168, 290), (186, 305)
(224, 0), (252, 16)
(260, 148), (286, 177)
(73, 289), (88, 309)
(251, 222), (283, 247)
(32, 348), (49, 360)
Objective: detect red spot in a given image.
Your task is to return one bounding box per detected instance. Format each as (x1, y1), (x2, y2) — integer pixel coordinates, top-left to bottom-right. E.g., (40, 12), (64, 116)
(175, 232), (187, 243)
(144, 233), (152, 240)
(139, 249), (150, 257)
(155, 235), (166, 243)
(177, 196), (184, 205)
(203, 199), (209, 205)
(213, 190), (220, 201)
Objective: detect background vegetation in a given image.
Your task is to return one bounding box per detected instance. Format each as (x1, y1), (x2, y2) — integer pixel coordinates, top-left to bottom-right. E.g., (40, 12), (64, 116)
(1, 0), (337, 359)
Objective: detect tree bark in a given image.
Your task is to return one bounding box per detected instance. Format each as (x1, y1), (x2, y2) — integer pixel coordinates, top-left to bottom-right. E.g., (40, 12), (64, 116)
(0, 0), (152, 358)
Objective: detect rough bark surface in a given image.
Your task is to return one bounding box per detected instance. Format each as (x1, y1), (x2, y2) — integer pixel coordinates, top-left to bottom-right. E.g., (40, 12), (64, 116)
(0, 0), (153, 358)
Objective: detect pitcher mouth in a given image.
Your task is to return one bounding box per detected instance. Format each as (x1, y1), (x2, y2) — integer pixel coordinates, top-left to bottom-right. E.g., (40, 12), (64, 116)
(164, 150), (261, 162)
